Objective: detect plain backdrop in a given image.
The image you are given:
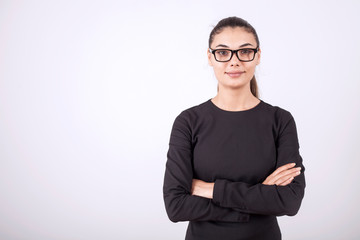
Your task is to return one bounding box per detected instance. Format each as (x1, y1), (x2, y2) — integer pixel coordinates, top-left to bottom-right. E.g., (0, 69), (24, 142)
(1, 0), (360, 239)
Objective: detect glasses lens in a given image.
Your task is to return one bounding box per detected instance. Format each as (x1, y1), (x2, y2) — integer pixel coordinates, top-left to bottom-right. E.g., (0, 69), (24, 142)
(214, 50), (232, 62)
(237, 49), (255, 61)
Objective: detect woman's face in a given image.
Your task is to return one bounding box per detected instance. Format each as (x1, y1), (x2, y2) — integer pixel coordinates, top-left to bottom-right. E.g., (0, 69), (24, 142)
(207, 27), (261, 90)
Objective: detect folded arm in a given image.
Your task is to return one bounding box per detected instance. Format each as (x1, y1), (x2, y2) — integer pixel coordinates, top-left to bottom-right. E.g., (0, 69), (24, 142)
(211, 112), (306, 216)
(191, 111), (306, 217)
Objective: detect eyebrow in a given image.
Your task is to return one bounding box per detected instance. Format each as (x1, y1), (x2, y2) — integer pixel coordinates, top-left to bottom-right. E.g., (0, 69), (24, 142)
(215, 43), (254, 48)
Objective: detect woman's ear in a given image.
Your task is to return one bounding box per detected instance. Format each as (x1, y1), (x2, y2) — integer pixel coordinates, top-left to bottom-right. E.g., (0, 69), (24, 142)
(207, 48), (213, 66)
(256, 47), (261, 65)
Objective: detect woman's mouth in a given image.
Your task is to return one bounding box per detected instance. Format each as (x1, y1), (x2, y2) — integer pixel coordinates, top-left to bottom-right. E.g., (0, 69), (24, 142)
(226, 71), (245, 78)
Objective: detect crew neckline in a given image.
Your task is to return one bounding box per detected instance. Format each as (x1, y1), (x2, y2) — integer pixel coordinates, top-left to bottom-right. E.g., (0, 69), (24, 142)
(208, 98), (264, 114)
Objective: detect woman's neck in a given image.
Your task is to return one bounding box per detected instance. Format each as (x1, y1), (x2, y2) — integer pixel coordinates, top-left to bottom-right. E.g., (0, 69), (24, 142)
(211, 85), (259, 111)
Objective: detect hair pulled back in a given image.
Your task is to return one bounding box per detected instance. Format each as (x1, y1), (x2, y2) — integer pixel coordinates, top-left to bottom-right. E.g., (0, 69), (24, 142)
(209, 17), (260, 98)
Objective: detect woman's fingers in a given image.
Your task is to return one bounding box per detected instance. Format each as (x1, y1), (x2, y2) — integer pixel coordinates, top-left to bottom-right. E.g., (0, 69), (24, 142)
(277, 176), (294, 186)
(263, 163), (301, 185)
(274, 170), (301, 185)
(268, 163), (296, 178)
(272, 167), (301, 183)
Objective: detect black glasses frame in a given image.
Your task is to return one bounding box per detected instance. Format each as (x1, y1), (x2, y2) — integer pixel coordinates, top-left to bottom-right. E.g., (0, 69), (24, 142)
(209, 47), (259, 62)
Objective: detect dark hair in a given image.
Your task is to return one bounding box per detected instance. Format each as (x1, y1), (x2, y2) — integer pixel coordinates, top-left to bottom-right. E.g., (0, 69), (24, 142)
(209, 17), (260, 98)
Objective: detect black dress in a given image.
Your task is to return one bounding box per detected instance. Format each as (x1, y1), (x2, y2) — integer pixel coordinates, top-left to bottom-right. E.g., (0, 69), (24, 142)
(163, 99), (306, 240)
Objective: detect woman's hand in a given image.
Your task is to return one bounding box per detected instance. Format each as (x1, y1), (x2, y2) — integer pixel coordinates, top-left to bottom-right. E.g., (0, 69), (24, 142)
(262, 163), (301, 186)
(191, 179), (214, 199)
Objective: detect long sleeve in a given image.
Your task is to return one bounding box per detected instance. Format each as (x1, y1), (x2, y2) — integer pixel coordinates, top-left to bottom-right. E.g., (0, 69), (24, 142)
(212, 110), (306, 216)
(163, 111), (250, 223)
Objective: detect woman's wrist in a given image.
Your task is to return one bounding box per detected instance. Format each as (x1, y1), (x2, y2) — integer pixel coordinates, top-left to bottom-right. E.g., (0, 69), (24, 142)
(191, 179), (214, 199)
(207, 182), (215, 199)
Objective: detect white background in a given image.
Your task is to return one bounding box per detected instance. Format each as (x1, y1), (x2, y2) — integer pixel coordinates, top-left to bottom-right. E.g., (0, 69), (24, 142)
(1, 0), (360, 239)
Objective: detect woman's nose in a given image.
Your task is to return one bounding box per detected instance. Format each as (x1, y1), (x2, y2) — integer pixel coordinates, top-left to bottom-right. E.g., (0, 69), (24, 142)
(229, 53), (240, 66)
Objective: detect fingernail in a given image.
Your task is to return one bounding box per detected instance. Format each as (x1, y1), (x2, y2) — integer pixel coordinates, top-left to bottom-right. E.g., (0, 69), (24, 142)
(292, 163), (296, 166)
(296, 171), (301, 175)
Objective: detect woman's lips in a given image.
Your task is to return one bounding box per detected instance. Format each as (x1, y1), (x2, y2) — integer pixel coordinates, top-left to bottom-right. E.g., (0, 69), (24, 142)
(226, 71), (245, 78)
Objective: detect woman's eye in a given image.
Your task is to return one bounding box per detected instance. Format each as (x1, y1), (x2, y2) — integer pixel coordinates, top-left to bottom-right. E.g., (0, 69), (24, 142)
(218, 51), (229, 56)
(240, 49), (252, 54)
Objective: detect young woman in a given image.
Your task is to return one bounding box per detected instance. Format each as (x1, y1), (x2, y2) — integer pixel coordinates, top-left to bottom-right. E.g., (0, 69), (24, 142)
(163, 17), (306, 240)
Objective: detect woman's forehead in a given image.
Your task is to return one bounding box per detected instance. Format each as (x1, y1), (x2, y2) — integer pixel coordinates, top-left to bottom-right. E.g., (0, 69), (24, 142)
(212, 27), (257, 47)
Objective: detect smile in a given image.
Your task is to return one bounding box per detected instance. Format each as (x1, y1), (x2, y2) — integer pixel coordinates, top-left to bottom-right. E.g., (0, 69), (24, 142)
(225, 71), (245, 78)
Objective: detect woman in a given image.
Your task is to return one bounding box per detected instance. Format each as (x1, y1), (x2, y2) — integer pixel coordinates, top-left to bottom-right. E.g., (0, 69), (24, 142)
(163, 16), (306, 240)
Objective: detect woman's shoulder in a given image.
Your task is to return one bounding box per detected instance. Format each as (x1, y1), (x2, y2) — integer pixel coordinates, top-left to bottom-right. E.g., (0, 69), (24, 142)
(171, 99), (211, 129)
(260, 99), (295, 120)
(176, 99), (212, 117)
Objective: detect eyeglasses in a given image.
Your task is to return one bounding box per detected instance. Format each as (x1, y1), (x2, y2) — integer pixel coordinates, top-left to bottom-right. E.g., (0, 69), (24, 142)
(209, 47), (258, 62)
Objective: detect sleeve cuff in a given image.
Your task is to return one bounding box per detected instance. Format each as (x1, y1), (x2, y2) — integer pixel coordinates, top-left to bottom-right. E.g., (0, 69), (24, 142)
(213, 179), (227, 206)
